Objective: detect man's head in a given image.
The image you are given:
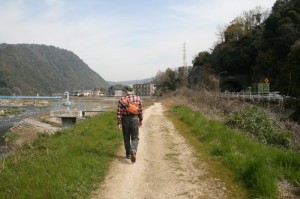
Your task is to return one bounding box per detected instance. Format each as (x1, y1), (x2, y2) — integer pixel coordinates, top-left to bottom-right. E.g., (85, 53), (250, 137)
(126, 84), (135, 95)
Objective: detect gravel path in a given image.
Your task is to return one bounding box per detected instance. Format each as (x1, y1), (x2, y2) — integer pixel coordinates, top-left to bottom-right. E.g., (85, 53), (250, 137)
(91, 102), (228, 199)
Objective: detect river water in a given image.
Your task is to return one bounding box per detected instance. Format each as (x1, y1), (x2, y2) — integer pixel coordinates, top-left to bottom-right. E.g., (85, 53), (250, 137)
(0, 106), (50, 152)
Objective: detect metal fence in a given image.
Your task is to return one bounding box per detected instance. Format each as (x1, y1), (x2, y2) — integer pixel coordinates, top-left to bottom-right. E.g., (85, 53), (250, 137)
(50, 98), (117, 112)
(220, 92), (284, 102)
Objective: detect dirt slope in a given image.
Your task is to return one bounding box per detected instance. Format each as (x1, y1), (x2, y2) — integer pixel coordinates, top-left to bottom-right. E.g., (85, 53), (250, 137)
(91, 102), (228, 199)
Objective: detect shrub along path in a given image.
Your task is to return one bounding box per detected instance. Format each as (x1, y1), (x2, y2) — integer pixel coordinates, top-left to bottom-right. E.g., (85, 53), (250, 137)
(91, 102), (232, 198)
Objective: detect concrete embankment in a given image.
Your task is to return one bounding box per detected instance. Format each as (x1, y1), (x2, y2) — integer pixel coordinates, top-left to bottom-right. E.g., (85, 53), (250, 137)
(10, 117), (60, 146)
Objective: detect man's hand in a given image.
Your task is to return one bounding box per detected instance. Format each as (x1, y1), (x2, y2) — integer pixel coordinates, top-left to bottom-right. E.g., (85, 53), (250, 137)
(139, 122), (142, 127)
(118, 124), (122, 131)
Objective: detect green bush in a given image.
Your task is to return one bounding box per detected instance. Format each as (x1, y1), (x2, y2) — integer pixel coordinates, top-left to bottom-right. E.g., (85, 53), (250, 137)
(225, 106), (292, 148)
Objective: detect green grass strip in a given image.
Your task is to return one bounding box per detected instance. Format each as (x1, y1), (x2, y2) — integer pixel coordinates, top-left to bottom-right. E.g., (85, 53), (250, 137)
(171, 105), (300, 199)
(0, 111), (122, 199)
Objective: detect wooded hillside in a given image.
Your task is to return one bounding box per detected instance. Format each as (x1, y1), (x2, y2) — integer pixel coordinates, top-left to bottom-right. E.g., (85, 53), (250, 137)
(0, 44), (108, 95)
(190, 0), (300, 97)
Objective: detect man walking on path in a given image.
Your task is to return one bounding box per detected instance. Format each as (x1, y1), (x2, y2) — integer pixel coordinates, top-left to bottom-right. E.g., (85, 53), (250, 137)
(117, 84), (143, 163)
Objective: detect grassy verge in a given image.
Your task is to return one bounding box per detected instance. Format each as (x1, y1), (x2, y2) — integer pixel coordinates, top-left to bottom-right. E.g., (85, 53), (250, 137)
(0, 111), (122, 199)
(170, 105), (300, 199)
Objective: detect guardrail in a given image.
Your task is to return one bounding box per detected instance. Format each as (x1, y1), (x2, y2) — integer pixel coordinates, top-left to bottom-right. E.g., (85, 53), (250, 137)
(0, 96), (63, 99)
(220, 92), (284, 102)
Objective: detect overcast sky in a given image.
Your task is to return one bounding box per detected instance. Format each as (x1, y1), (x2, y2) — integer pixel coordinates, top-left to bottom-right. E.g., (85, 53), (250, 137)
(0, 0), (276, 82)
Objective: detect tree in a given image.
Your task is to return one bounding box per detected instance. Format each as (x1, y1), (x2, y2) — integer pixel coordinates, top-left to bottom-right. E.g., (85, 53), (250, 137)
(215, 25), (227, 44)
(285, 40), (300, 96)
(177, 66), (192, 87)
(258, 0), (300, 93)
(154, 68), (178, 92)
(0, 88), (11, 95)
(11, 87), (22, 96)
(224, 17), (245, 42)
(224, 7), (269, 43)
(192, 51), (210, 66)
(164, 68), (177, 91)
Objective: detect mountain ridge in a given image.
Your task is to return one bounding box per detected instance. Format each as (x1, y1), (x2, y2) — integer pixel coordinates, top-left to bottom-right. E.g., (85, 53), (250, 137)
(0, 43), (109, 95)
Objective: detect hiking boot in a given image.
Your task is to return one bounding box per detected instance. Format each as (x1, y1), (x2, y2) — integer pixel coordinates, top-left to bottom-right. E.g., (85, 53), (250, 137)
(130, 150), (136, 163)
(126, 155), (131, 159)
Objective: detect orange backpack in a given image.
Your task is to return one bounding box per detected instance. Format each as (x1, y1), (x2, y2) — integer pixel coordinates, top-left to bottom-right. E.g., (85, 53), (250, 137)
(125, 96), (139, 115)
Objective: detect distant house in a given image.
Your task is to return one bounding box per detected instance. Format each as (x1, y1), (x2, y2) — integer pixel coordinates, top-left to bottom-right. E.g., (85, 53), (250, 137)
(134, 83), (156, 96)
(92, 89), (100, 96)
(92, 88), (106, 97)
(107, 84), (125, 97)
(92, 88), (105, 96)
(82, 90), (92, 96)
(71, 90), (83, 96)
(115, 89), (123, 97)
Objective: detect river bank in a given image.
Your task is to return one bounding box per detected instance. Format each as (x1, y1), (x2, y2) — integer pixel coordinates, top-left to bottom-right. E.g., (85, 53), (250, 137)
(0, 106), (55, 156)
(0, 97), (120, 156)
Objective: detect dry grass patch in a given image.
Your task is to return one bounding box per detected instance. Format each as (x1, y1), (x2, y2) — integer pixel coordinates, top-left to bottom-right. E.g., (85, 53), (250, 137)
(159, 87), (241, 120)
(158, 87), (300, 150)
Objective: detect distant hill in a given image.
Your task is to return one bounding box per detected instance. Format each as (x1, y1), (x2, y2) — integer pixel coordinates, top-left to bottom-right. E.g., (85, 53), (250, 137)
(0, 44), (109, 95)
(108, 77), (154, 86)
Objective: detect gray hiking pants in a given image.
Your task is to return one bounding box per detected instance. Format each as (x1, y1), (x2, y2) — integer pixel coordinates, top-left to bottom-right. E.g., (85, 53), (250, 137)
(121, 115), (139, 156)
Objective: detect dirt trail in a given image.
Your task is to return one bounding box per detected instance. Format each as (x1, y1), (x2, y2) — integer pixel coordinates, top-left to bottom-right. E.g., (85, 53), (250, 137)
(91, 102), (228, 199)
